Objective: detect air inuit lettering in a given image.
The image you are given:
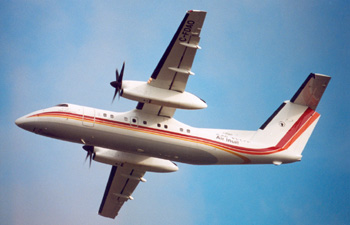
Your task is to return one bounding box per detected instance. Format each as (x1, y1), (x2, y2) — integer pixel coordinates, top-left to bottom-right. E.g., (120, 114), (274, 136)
(179, 20), (195, 42)
(216, 135), (239, 145)
(216, 133), (251, 145)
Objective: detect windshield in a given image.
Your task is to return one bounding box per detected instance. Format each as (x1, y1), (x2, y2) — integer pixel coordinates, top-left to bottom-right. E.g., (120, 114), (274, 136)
(55, 103), (69, 107)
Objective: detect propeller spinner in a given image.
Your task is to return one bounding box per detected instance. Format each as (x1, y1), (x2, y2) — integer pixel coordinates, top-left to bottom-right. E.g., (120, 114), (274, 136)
(110, 62), (125, 102)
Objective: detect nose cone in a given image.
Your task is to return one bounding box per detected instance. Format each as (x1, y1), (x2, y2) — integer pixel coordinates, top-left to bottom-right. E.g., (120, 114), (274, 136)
(15, 115), (36, 132)
(15, 116), (26, 128)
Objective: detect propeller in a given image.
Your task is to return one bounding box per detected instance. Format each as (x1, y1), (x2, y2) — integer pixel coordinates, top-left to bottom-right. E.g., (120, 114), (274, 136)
(83, 145), (94, 167)
(110, 62), (125, 103)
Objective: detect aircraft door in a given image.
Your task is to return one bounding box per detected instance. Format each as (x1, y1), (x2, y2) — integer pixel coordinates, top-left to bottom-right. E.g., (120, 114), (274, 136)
(82, 107), (95, 127)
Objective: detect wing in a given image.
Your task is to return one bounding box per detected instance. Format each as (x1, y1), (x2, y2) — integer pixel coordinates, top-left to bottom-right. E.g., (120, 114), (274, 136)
(137, 10), (207, 118)
(98, 165), (146, 219)
(149, 10), (206, 92)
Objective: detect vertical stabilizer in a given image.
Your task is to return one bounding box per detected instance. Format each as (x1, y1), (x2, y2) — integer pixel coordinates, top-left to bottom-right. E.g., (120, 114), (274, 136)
(253, 73), (330, 156)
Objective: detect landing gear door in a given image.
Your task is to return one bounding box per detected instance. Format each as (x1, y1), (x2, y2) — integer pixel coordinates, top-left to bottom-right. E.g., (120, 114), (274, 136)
(82, 107), (95, 127)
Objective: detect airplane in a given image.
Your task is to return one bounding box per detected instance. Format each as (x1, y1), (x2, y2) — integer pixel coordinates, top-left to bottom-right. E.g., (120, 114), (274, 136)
(15, 10), (331, 220)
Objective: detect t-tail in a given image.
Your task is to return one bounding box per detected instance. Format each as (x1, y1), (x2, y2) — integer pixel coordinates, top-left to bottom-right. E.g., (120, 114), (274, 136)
(252, 73), (331, 163)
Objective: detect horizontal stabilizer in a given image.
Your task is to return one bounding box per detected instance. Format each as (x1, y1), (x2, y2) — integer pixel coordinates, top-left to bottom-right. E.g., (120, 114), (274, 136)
(291, 73), (331, 110)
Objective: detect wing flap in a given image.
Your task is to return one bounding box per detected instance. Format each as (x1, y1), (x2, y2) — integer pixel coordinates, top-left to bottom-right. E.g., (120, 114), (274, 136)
(99, 166), (146, 219)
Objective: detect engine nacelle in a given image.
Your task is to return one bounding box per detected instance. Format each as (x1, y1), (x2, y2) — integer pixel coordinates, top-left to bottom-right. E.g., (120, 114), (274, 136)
(93, 147), (178, 173)
(121, 81), (207, 110)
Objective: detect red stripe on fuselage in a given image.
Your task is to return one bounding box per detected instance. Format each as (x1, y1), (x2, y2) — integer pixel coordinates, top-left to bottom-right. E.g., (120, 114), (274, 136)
(29, 108), (318, 156)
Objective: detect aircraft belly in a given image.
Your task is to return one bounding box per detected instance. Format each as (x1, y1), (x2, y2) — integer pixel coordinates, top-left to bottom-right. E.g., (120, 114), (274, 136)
(91, 124), (219, 165)
(208, 147), (249, 164)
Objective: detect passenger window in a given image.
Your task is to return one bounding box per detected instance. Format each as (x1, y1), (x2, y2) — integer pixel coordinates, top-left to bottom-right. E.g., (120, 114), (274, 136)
(180, 128), (184, 132)
(187, 129), (191, 133)
(164, 125), (168, 129)
(110, 115), (114, 119)
(124, 117), (128, 122)
(132, 118), (137, 123)
(143, 121), (147, 125)
(157, 123), (161, 128)
(103, 113), (107, 117)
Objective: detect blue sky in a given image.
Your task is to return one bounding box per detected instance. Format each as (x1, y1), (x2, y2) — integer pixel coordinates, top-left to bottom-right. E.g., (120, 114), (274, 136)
(1, 1), (349, 224)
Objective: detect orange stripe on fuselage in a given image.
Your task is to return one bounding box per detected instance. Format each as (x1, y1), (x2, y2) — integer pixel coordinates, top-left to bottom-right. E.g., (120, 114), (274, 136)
(29, 108), (318, 160)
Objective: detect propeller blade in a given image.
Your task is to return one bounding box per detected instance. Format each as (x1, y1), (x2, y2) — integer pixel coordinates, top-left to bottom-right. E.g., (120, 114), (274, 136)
(83, 145), (94, 168)
(110, 62), (125, 103)
(112, 89), (118, 103)
(115, 69), (119, 83)
(85, 151), (89, 161)
(119, 62), (125, 84)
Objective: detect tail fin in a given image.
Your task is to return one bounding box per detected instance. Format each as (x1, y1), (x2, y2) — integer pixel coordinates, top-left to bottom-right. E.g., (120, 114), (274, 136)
(253, 73), (330, 156)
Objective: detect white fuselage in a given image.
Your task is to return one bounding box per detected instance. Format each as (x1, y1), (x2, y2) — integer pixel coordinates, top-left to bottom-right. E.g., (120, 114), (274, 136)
(15, 103), (301, 165)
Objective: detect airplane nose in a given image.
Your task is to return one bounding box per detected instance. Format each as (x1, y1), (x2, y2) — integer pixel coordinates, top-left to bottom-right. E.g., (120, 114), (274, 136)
(15, 115), (34, 131)
(15, 116), (25, 127)
(15, 110), (44, 132)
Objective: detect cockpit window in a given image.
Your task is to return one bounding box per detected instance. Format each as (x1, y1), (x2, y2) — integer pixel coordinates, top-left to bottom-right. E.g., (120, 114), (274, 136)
(55, 104), (69, 107)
